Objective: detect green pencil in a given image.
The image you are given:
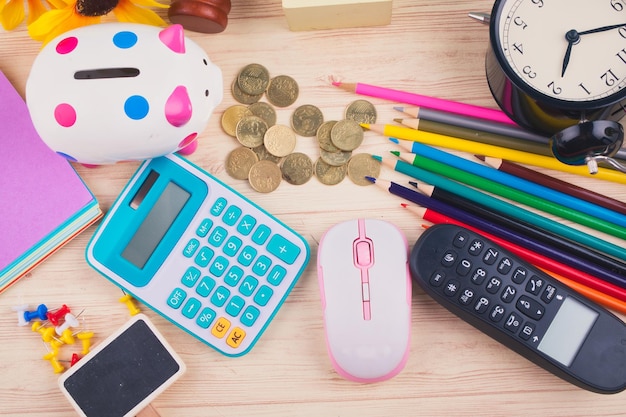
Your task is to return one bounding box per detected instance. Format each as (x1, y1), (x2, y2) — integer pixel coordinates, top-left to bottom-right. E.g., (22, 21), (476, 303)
(391, 150), (626, 241)
(374, 155), (626, 261)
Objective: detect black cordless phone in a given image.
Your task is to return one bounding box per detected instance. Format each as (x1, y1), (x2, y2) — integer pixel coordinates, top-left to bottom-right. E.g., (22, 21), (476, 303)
(410, 224), (626, 394)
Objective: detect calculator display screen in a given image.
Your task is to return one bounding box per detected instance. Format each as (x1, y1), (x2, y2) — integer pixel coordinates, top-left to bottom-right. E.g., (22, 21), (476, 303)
(537, 297), (598, 367)
(121, 181), (190, 269)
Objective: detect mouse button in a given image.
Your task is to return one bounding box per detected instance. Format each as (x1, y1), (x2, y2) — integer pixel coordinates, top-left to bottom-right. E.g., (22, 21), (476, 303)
(354, 239), (373, 267)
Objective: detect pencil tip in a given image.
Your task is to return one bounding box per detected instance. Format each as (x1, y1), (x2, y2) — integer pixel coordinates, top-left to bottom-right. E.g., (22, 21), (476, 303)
(393, 118), (403, 124)
(400, 203), (408, 208)
(474, 155), (485, 161)
(331, 81), (341, 86)
(364, 176), (376, 183)
(389, 137), (399, 144)
(390, 150), (400, 157)
(393, 106), (404, 112)
(408, 181), (418, 188)
(360, 123), (370, 130)
(371, 155), (383, 162)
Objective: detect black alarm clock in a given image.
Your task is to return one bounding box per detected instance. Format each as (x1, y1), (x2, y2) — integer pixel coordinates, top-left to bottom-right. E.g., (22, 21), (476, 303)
(485, 0), (626, 173)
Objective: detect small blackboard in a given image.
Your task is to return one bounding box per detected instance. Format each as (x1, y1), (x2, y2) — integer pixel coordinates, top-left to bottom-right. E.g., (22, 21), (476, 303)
(58, 314), (186, 417)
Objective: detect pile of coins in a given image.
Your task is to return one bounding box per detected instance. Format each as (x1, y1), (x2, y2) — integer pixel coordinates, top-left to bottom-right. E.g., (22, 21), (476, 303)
(221, 63), (381, 192)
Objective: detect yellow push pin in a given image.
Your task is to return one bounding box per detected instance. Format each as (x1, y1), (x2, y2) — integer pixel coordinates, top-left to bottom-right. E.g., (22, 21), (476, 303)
(32, 321), (58, 343)
(119, 294), (140, 316)
(77, 331), (94, 355)
(58, 328), (75, 345)
(43, 351), (65, 374)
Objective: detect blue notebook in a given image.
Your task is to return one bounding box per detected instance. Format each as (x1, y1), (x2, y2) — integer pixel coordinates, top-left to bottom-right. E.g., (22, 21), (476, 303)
(0, 70), (102, 292)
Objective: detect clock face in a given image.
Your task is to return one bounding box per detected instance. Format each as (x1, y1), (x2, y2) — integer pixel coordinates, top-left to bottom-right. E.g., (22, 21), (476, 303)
(492, 0), (626, 109)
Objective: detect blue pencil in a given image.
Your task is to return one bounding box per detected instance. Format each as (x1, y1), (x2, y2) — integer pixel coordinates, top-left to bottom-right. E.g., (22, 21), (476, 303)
(390, 138), (626, 229)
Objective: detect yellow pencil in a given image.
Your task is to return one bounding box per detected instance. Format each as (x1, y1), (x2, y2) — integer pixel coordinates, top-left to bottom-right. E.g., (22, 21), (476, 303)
(362, 123), (626, 185)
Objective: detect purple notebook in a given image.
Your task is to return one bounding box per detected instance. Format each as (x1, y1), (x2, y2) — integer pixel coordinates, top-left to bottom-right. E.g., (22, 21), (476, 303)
(0, 70), (101, 291)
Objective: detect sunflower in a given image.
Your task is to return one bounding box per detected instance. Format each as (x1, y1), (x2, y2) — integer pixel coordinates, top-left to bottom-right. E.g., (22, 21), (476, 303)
(0, 0), (49, 30)
(26, 0), (168, 43)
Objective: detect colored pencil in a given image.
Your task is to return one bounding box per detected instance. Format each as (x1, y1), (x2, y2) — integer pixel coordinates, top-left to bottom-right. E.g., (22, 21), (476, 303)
(478, 155), (626, 217)
(408, 179), (626, 283)
(331, 81), (517, 125)
(374, 155), (626, 262)
(394, 106), (626, 161)
(401, 204), (626, 314)
(393, 118), (551, 156)
(362, 123), (626, 185)
(395, 106), (549, 144)
(366, 176), (626, 302)
(391, 143), (626, 229)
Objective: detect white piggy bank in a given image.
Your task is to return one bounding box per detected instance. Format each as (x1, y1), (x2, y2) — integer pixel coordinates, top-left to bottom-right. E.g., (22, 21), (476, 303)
(26, 23), (223, 164)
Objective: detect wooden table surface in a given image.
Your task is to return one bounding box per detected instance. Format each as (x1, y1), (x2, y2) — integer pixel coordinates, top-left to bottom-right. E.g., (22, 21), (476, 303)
(1, 1), (625, 415)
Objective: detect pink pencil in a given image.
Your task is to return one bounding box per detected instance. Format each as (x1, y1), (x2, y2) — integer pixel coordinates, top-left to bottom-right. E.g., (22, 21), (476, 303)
(333, 81), (517, 126)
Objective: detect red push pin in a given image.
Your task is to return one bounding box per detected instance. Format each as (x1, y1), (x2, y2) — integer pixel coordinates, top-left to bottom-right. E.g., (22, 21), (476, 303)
(70, 353), (82, 366)
(47, 304), (70, 326)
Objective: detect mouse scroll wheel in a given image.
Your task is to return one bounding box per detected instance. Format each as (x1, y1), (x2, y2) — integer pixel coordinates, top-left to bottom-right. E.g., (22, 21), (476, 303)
(355, 240), (373, 267)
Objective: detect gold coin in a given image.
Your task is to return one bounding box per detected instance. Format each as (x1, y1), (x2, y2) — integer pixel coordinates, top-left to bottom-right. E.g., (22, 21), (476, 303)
(330, 119), (364, 151)
(345, 99), (377, 124)
(225, 147), (259, 180)
(291, 104), (324, 137)
(237, 63), (270, 95)
(252, 144), (283, 164)
(232, 79), (263, 105)
(248, 101), (277, 127)
(280, 152), (313, 185)
(320, 148), (352, 166)
(236, 115), (268, 148)
(314, 157), (347, 185)
(248, 160), (282, 193)
(266, 75), (299, 107)
(264, 124), (297, 157)
(221, 105), (253, 137)
(347, 153), (381, 186)
(316, 120), (339, 152)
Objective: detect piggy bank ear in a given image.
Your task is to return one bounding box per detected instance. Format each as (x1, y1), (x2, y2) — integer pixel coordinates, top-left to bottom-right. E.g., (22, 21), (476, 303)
(159, 24), (186, 54)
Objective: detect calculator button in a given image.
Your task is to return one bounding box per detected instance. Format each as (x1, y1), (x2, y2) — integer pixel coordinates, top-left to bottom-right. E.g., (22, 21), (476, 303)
(223, 205), (242, 226)
(182, 297), (202, 319)
(194, 246), (214, 267)
(237, 215), (257, 236)
(226, 328), (246, 348)
(181, 267), (201, 288)
(541, 284), (557, 303)
(490, 305), (505, 322)
(471, 268), (487, 285)
(209, 255), (229, 277)
(486, 276), (502, 294)
(441, 251), (456, 267)
(252, 224), (271, 245)
(430, 271), (445, 287)
(459, 288), (475, 306)
(267, 234), (301, 265)
(208, 226), (228, 247)
(223, 236), (242, 257)
(474, 297), (490, 314)
(238, 245), (257, 267)
(196, 276), (216, 297)
(504, 312), (522, 332)
(167, 288), (187, 309)
(453, 231), (469, 248)
(211, 317), (231, 338)
(444, 279), (460, 296)
(211, 286), (230, 307)
(241, 306), (260, 327)
(254, 285), (274, 306)
(497, 257), (513, 274)
(267, 265), (287, 286)
(183, 238), (200, 258)
(516, 295), (545, 320)
(468, 239), (484, 255)
(526, 276), (544, 295)
(252, 255), (272, 276)
(239, 276), (259, 296)
(512, 267), (528, 284)
(211, 197), (227, 215)
(483, 247), (499, 264)
(196, 307), (216, 329)
(225, 296), (246, 317)
(224, 266), (244, 287)
(196, 218), (213, 237)
(501, 285), (517, 303)
(456, 259), (472, 276)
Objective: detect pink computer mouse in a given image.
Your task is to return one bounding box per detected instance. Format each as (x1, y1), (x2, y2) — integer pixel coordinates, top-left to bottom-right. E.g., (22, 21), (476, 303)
(317, 218), (412, 383)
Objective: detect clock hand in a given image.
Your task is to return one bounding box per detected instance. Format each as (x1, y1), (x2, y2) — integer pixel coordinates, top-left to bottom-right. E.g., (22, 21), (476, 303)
(561, 30), (579, 77)
(578, 22), (626, 36)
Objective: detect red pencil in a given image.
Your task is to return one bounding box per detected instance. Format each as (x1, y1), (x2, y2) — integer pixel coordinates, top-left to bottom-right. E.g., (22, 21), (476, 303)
(402, 203), (626, 314)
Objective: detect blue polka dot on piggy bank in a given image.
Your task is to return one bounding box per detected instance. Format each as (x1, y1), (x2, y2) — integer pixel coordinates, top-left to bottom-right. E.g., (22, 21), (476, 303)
(26, 23), (223, 164)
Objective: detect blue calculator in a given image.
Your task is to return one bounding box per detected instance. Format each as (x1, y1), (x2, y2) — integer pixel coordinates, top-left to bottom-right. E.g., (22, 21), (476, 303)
(86, 154), (310, 356)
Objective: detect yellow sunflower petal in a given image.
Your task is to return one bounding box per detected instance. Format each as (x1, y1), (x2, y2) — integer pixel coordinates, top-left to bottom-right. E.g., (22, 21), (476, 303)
(113, 0), (167, 26)
(28, 7), (98, 43)
(46, 0), (72, 10)
(27, 0), (50, 24)
(129, 0), (169, 9)
(0, 0), (26, 30)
